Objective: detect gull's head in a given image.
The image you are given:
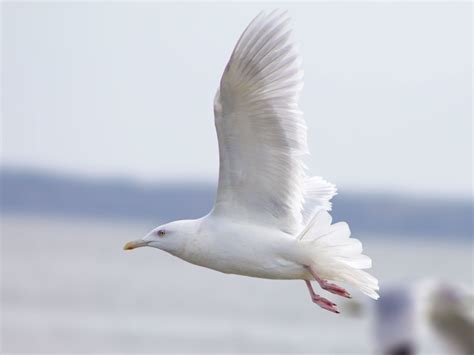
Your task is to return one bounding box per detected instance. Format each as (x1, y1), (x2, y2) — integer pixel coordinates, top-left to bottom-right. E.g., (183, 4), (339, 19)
(123, 220), (194, 255)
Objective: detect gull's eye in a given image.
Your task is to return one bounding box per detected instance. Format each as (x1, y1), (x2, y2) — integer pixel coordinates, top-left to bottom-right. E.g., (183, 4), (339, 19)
(157, 230), (166, 237)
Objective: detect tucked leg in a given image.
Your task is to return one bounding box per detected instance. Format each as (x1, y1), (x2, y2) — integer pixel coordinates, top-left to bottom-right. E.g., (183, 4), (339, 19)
(305, 280), (339, 314)
(307, 265), (352, 299)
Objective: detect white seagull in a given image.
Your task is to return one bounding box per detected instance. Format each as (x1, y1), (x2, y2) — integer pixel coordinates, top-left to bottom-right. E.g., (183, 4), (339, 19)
(124, 10), (379, 313)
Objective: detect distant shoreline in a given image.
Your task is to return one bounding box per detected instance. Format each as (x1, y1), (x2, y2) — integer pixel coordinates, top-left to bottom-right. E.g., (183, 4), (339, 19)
(1, 167), (472, 238)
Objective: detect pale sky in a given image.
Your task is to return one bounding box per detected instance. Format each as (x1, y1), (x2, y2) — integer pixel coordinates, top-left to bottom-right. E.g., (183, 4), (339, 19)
(2, 2), (472, 197)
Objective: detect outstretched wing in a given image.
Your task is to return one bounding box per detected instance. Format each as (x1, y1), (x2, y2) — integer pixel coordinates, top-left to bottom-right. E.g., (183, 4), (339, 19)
(212, 11), (308, 234)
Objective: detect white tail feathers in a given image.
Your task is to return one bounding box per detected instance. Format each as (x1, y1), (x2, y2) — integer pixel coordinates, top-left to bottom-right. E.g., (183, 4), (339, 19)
(299, 210), (379, 300)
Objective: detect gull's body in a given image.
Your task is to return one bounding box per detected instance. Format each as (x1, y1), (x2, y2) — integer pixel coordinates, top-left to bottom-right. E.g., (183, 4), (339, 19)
(161, 217), (310, 280)
(125, 10), (379, 313)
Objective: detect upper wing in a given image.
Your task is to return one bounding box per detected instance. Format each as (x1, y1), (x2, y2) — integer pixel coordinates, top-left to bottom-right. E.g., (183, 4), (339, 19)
(212, 11), (308, 234)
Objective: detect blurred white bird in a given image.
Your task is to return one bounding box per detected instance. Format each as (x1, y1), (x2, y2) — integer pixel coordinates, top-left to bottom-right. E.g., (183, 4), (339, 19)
(345, 279), (473, 354)
(419, 280), (473, 355)
(124, 10), (379, 313)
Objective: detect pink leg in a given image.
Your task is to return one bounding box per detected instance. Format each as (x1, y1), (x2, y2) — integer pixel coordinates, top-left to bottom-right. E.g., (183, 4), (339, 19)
(307, 265), (352, 299)
(305, 280), (339, 314)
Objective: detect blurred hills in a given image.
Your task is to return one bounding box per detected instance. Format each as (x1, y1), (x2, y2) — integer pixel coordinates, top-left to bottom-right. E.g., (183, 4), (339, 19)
(1, 168), (472, 238)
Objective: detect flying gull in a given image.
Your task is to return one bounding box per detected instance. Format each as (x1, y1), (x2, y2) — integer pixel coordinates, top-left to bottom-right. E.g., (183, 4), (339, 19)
(124, 10), (379, 313)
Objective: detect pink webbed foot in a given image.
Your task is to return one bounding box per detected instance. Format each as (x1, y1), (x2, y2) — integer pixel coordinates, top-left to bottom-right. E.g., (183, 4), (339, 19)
(307, 266), (352, 299)
(312, 294), (339, 314)
(305, 280), (340, 314)
(320, 280), (352, 299)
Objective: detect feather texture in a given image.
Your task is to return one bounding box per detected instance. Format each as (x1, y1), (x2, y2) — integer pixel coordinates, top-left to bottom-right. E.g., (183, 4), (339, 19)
(302, 176), (337, 224)
(299, 210), (379, 299)
(213, 10), (308, 234)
